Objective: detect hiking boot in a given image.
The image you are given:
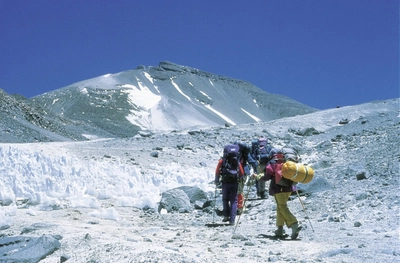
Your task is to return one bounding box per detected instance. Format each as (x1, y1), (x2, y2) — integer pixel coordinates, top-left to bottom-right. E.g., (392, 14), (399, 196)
(222, 216), (230, 222)
(229, 221), (235, 226)
(290, 223), (302, 239)
(274, 226), (285, 237)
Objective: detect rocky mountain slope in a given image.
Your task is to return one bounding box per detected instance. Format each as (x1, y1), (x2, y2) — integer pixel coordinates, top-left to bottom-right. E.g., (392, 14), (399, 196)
(0, 89), (103, 143)
(0, 98), (398, 262)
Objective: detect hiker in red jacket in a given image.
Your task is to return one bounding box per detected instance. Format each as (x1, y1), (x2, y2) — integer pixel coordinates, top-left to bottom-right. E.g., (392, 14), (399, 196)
(215, 156), (245, 226)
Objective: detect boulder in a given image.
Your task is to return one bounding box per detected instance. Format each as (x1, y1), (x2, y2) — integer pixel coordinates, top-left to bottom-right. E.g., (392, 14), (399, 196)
(176, 186), (208, 204)
(0, 235), (60, 263)
(158, 189), (193, 213)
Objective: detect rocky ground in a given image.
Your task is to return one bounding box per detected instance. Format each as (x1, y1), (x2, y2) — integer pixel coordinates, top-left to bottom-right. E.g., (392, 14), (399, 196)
(3, 181), (398, 263)
(0, 99), (399, 262)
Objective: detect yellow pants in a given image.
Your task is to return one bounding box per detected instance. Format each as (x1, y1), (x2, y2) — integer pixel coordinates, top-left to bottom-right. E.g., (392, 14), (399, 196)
(274, 192), (297, 227)
(256, 163), (266, 194)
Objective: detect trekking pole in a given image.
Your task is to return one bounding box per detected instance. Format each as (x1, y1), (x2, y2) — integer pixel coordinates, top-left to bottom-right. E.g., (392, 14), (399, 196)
(212, 185), (217, 224)
(296, 190), (314, 232)
(234, 176), (255, 233)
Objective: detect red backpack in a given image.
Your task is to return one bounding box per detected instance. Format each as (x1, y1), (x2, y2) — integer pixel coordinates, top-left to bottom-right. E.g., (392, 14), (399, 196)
(272, 153), (296, 187)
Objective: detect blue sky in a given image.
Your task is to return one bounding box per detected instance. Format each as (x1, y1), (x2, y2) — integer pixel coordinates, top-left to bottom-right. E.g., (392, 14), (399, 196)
(0, 0), (398, 109)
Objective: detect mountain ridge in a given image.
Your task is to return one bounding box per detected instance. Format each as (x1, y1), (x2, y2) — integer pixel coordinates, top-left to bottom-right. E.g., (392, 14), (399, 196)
(3, 61), (318, 142)
(33, 61), (316, 135)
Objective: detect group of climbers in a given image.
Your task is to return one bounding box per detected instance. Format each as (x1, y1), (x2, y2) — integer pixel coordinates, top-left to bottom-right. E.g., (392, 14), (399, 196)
(214, 137), (303, 239)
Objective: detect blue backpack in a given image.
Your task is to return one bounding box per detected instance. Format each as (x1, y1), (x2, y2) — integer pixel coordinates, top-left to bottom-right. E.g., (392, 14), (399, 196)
(221, 144), (240, 183)
(251, 138), (272, 164)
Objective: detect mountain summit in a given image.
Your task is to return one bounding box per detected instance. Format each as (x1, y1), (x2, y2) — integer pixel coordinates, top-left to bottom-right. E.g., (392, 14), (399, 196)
(31, 61), (316, 138)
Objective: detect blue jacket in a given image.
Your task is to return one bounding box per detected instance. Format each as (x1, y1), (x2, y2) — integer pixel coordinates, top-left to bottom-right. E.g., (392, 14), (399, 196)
(235, 142), (259, 173)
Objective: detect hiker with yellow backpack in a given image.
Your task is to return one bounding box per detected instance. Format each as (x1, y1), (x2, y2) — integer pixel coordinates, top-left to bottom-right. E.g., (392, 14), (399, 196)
(253, 147), (314, 239)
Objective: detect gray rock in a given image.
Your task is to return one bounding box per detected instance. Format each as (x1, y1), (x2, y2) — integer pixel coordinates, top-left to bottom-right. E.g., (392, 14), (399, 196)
(194, 200), (205, 209)
(199, 162), (207, 167)
(60, 255), (70, 263)
(0, 235), (60, 263)
(176, 143), (185, 150)
(293, 127), (320, 136)
(158, 189), (193, 213)
(20, 223), (55, 235)
(356, 171), (367, 180)
(176, 186), (208, 204)
(347, 165), (368, 180)
(0, 225), (10, 230)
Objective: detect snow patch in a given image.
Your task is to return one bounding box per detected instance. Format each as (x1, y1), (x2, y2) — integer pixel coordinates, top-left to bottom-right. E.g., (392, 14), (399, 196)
(81, 134), (101, 140)
(241, 108), (261, 123)
(121, 83), (162, 129)
(51, 98), (59, 105)
(143, 72), (154, 84)
(204, 105), (236, 126)
(79, 88), (88, 95)
(122, 84), (161, 110)
(88, 207), (120, 221)
(171, 79), (191, 101)
(199, 90), (212, 100)
(253, 99), (259, 107)
(0, 207), (14, 228)
(68, 195), (101, 208)
(125, 110), (152, 130)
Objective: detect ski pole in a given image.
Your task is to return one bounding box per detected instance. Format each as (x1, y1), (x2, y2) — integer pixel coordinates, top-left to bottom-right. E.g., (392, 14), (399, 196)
(296, 190), (314, 232)
(234, 176), (255, 233)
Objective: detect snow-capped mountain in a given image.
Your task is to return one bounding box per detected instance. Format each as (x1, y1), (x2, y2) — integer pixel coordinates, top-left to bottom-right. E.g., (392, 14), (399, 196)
(30, 61), (316, 139)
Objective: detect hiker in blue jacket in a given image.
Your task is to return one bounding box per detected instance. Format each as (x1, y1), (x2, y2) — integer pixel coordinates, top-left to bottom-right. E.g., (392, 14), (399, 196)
(250, 137), (272, 199)
(233, 141), (258, 215)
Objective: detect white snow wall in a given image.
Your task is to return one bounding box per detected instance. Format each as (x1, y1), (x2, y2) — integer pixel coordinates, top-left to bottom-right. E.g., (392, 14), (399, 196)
(0, 143), (213, 210)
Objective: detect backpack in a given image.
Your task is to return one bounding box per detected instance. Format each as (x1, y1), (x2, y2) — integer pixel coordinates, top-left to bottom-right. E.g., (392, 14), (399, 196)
(281, 147), (299, 163)
(270, 148), (299, 186)
(282, 161), (314, 184)
(251, 138), (272, 165)
(220, 144), (240, 183)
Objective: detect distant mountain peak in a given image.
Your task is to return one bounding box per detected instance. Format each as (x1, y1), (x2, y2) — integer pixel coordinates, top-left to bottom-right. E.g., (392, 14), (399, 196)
(2, 62), (317, 142)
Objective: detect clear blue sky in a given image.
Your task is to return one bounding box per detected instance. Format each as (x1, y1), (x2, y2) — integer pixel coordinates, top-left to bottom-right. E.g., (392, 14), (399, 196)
(0, 0), (398, 109)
